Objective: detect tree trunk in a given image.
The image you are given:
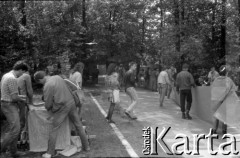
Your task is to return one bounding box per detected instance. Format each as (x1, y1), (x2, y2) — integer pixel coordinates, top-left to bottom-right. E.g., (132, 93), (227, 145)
(109, 11), (112, 32)
(238, 0), (240, 44)
(220, 0), (226, 60)
(174, 0), (181, 53)
(141, 15), (146, 54)
(212, 0), (217, 65)
(20, 0), (26, 26)
(180, 0), (185, 37)
(159, 0), (164, 66)
(82, 0), (87, 28)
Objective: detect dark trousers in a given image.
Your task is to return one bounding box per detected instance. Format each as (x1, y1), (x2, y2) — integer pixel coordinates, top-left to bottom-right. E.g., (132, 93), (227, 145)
(0, 102), (21, 154)
(180, 89), (192, 112)
(47, 103), (89, 155)
(19, 102), (27, 130)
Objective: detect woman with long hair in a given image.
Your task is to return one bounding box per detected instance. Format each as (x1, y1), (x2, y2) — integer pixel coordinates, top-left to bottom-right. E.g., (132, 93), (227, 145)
(105, 63), (120, 123)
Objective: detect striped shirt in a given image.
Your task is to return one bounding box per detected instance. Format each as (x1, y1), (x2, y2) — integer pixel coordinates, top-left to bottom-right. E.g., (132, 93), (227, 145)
(1, 71), (18, 102)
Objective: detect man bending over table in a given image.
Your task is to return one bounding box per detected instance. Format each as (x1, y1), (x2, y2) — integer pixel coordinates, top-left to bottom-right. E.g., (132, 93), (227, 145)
(34, 71), (90, 158)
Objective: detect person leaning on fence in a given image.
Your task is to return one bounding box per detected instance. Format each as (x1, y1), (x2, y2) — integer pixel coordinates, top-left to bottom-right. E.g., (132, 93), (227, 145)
(208, 66), (219, 85)
(211, 65), (238, 134)
(34, 71), (90, 158)
(105, 63), (120, 123)
(0, 60), (29, 158)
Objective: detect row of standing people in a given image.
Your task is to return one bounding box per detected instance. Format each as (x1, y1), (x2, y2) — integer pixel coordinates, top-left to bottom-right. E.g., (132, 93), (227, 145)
(0, 61), (90, 158)
(105, 62), (238, 135)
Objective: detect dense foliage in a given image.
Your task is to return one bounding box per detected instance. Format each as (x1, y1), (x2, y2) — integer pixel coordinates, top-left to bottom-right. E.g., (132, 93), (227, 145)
(0, 0), (239, 84)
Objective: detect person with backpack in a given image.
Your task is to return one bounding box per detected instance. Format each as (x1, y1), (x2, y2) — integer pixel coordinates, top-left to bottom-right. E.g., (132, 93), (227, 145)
(34, 71), (90, 158)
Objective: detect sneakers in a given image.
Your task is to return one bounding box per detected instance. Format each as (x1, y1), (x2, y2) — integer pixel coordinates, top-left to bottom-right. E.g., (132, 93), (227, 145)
(42, 153), (51, 158)
(106, 116), (115, 124)
(186, 112), (192, 120)
(182, 113), (186, 119)
(124, 110), (137, 120)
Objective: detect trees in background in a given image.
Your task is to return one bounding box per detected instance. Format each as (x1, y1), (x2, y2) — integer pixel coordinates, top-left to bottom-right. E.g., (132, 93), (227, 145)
(0, 0), (239, 81)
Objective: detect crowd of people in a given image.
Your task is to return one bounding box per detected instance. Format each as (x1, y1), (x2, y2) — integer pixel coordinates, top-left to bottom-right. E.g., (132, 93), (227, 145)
(0, 59), (239, 158)
(0, 60), (88, 158)
(105, 62), (239, 131)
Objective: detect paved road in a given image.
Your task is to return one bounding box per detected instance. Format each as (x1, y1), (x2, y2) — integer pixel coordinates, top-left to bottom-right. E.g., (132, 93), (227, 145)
(1, 83), (239, 158)
(87, 84), (240, 158)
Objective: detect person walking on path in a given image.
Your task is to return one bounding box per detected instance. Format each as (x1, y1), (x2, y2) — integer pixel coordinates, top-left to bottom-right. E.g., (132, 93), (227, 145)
(158, 66), (171, 107)
(166, 66), (176, 99)
(117, 64), (126, 91)
(124, 62), (138, 120)
(34, 71), (90, 158)
(105, 63), (120, 123)
(176, 63), (196, 120)
(1, 61), (29, 158)
(144, 68), (150, 89)
(208, 66), (219, 85)
(149, 68), (157, 91)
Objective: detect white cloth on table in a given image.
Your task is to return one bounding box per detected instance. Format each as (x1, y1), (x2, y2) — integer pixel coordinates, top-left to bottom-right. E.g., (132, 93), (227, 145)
(28, 107), (71, 152)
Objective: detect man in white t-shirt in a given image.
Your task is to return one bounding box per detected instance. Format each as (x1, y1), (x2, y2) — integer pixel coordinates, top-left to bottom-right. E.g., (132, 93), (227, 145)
(158, 66), (171, 107)
(69, 63), (83, 89)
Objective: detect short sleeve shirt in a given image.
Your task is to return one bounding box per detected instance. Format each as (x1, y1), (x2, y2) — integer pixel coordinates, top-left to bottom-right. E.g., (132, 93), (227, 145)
(158, 71), (170, 84)
(1, 71), (18, 102)
(69, 71), (82, 88)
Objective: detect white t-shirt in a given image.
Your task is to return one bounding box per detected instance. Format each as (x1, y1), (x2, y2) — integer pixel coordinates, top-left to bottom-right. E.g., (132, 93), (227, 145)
(158, 71), (170, 84)
(69, 71), (82, 88)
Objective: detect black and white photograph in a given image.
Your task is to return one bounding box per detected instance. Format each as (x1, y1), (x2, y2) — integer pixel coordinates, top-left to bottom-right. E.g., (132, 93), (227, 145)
(0, 0), (240, 158)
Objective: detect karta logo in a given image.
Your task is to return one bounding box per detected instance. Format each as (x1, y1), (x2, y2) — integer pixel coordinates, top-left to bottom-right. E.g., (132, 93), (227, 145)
(142, 127), (239, 156)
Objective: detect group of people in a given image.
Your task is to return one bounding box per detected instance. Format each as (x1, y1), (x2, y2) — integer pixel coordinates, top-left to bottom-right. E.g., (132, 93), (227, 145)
(1, 59), (238, 157)
(105, 62), (239, 135)
(0, 61), (89, 158)
(104, 62), (196, 123)
(105, 62), (139, 123)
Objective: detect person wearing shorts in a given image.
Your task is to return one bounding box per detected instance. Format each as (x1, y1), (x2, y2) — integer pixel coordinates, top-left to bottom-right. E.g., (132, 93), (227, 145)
(124, 62), (138, 120)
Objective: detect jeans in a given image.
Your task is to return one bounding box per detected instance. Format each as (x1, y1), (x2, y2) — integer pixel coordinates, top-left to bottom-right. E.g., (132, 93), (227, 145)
(158, 83), (168, 106)
(180, 89), (192, 112)
(0, 101), (21, 154)
(18, 102), (27, 130)
(47, 103), (89, 155)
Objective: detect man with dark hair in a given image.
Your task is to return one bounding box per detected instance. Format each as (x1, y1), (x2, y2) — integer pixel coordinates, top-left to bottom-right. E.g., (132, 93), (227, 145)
(34, 71), (90, 158)
(124, 61), (138, 119)
(166, 65), (176, 99)
(1, 60), (29, 158)
(158, 65), (171, 107)
(176, 63), (196, 120)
